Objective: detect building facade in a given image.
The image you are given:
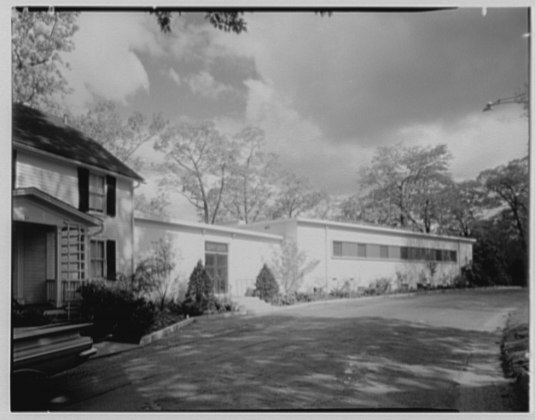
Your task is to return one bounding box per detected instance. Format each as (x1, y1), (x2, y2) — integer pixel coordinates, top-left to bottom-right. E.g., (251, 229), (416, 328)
(134, 217), (282, 298)
(12, 104), (142, 307)
(237, 218), (475, 293)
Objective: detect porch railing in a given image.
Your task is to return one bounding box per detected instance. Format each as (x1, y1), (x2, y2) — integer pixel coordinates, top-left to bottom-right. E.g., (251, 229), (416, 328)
(46, 280), (56, 304)
(44, 280), (83, 305)
(63, 280), (82, 303)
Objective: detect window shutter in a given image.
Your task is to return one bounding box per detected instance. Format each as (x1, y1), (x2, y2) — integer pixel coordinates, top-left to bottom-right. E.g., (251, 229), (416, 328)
(106, 175), (116, 217)
(106, 240), (116, 280)
(78, 167), (89, 212)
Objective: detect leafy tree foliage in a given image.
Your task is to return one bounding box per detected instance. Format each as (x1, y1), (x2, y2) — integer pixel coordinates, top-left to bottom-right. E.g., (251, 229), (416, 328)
(354, 143), (453, 233)
(254, 264), (279, 302)
(150, 10), (247, 34)
(133, 238), (179, 310)
(155, 121), (234, 224)
(271, 239), (319, 294)
(268, 171), (326, 219)
(220, 127), (278, 223)
(12, 9), (79, 113)
(134, 192), (170, 218)
(434, 180), (489, 237)
(70, 100), (167, 172)
(477, 157), (528, 252)
(183, 260), (215, 315)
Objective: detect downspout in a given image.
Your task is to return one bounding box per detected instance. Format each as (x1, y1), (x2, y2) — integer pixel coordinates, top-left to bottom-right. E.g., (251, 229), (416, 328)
(324, 223), (329, 291)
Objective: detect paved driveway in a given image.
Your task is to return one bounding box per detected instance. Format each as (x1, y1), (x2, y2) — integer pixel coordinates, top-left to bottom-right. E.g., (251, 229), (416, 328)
(47, 288), (527, 412)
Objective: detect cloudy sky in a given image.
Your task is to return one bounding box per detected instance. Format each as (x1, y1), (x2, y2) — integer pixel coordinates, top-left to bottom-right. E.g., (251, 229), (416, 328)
(57, 7), (529, 219)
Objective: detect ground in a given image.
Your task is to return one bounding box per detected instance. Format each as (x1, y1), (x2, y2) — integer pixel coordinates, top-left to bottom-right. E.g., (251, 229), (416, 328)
(43, 288), (527, 412)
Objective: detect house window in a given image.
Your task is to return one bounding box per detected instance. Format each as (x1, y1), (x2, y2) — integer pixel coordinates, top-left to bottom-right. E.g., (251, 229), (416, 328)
(78, 168), (116, 216)
(90, 240), (105, 278)
(380, 245), (389, 259)
(89, 174), (105, 212)
(90, 239), (116, 280)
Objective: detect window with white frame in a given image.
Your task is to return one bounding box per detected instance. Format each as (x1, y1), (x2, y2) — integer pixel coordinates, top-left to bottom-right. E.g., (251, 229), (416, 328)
(90, 240), (106, 279)
(89, 173), (106, 212)
(90, 239), (116, 280)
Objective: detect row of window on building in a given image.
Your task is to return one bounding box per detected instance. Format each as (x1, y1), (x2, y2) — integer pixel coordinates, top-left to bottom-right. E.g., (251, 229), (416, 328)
(332, 241), (457, 262)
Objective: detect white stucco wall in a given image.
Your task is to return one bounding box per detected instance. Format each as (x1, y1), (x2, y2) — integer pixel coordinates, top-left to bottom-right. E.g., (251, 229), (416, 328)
(134, 218), (282, 298)
(294, 220), (474, 292)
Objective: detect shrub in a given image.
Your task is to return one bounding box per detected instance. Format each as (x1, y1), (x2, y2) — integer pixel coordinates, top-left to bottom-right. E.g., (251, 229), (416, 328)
(78, 281), (156, 342)
(12, 301), (48, 327)
(182, 260), (215, 316)
(254, 264), (279, 303)
(270, 239), (319, 294)
(365, 278), (392, 296)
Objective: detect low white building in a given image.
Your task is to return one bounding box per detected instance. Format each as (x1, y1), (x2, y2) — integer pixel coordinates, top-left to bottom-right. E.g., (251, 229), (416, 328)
(134, 217), (283, 298)
(239, 218), (475, 293)
(134, 216), (475, 297)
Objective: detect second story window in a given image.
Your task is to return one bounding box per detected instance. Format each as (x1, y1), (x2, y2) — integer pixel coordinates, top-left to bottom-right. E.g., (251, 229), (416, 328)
(89, 173), (105, 212)
(78, 167), (116, 216)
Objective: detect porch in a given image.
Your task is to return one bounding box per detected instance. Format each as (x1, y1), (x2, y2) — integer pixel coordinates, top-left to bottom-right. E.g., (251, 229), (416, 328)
(12, 188), (101, 309)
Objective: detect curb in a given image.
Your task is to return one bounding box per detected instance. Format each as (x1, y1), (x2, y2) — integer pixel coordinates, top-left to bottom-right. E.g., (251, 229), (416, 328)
(92, 317), (197, 359)
(139, 317), (196, 345)
(266, 286), (524, 312)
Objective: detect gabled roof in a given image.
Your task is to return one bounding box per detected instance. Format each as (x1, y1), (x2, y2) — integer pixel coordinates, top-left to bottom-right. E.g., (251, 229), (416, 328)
(12, 103), (143, 181)
(13, 187), (102, 227)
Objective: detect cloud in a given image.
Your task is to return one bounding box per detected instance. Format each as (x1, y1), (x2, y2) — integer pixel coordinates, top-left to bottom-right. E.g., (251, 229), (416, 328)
(62, 12), (163, 112)
(209, 9), (528, 147)
(391, 106), (528, 181)
(168, 68), (181, 87)
(187, 70), (233, 99)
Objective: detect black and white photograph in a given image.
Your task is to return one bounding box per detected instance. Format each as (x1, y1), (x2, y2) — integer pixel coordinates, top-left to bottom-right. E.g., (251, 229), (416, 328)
(8, 2), (531, 414)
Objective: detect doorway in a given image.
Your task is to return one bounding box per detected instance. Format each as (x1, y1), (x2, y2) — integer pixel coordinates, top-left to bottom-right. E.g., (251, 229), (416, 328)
(205, 241), (228, 294)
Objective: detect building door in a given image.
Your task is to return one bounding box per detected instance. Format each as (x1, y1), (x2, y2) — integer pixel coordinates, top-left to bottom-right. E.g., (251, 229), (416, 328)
(13, 223), (50, 305)
(205, 242), (228, 294)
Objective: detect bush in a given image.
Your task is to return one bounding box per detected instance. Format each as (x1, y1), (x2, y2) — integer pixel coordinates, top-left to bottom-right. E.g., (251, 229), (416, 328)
(254, 264), (279, 303)
(12, 301), (48, 327)
(182, 260), (215, 316)
(78, 281), (156, 342)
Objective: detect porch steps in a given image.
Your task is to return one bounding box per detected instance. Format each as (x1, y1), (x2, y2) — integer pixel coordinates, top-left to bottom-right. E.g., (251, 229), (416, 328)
(231, 296), (277, 315)
(43, 303), (81, 323)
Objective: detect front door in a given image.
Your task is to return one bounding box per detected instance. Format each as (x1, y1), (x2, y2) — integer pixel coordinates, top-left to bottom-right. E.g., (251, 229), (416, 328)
(205, 242), (228, 294)
(13, 223), (51, 305)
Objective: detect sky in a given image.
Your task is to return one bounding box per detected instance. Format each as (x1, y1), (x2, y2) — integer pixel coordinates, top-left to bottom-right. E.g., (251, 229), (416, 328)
(40, 8), (532, 219)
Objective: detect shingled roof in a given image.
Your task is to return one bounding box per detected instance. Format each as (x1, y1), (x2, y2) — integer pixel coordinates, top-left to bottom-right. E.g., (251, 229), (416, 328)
(12, 103), (143, 181)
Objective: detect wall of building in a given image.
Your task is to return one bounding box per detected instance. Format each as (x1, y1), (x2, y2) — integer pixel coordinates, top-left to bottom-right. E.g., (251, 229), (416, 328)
(16, 149), (135, 277)
(294, 220), (473, 292)
(134, 219), (282, 298)
(16, 151), (78, 207)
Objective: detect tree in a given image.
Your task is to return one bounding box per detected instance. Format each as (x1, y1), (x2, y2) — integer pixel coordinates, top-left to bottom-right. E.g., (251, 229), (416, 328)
(134, 238), (179, 310)
(154, 121), (234, 224)
(356, 143), (453, 233)
(12, 8), (79, 113)
(254, 264), (279, 303)
(183, 260), (214, 315)
(220, 127), (278, 223)
(434, 180), (489, 237)
(268, 172), (325, 219)
(151, 10), (247, 34)
(270, 239), (319, 294)
(70, 100), (167, 173)
(134, 192), (170, 219)
(477, 157), (528, 252)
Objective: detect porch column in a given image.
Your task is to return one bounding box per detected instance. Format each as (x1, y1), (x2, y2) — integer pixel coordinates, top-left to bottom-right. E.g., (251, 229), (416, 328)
(55, 226), (62, 307)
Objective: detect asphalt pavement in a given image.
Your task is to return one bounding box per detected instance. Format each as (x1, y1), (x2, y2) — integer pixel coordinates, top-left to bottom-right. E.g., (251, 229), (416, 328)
(43, 288), (527, 412)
